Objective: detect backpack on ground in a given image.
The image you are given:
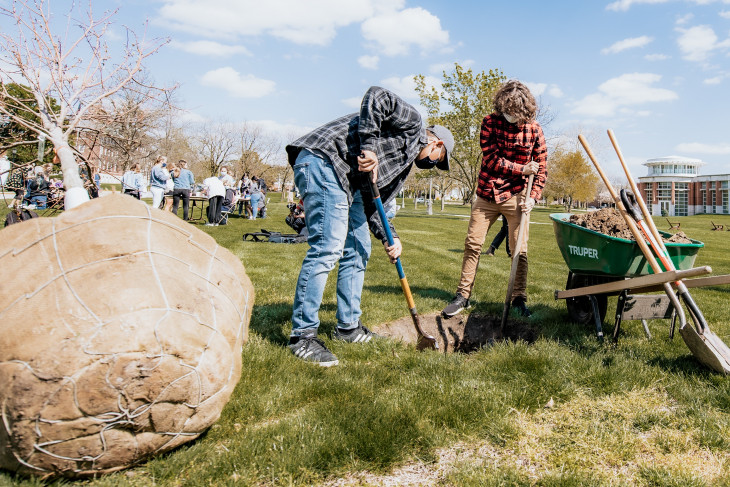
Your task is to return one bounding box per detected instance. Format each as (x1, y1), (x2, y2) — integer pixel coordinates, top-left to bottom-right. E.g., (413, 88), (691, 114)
(4, 208), (39, 227)
(242, 229), (305, 244)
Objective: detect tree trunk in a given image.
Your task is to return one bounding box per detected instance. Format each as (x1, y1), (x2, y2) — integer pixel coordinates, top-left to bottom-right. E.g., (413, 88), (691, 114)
(50, 129), (90, 210)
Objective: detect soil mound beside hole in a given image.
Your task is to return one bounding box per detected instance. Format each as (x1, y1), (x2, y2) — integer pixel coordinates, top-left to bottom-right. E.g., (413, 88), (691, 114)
(376, 312), (537, 353)
(568, 208), (691, 243)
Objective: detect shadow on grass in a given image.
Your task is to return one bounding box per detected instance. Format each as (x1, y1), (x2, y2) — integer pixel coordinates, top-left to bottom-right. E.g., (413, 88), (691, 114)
(249, 301), (339, 346)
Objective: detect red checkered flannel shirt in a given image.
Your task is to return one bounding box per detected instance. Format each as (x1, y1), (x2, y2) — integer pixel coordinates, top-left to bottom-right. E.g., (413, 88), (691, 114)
(477, 114), (548, 203)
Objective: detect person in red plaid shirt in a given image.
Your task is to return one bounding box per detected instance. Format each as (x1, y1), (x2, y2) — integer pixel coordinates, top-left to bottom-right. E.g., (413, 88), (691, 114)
(443, 80), (548, 318)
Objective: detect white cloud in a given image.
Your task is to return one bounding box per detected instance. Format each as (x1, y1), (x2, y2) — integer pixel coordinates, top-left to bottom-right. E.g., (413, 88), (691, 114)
(721, 10), (730, 19)
(200, 67), (275, 98)
(525, 82), (547, 97)
(703, 75), (723, 84)
(676, 13), (694, 25)
(524, 82), (563, 98)
(606, 0), (668, 12)
(607, 0), (728, 11)
(159, 0), (376, 45)
(358, 55), (379, 70)
(170, 40), (252, 57)
(252, 119), (315, 141)
(548, 85), (565, 98)
(676, 25), (730, 62)
(361, 7), (449, 56)
(645, 53), (670, 61)
(379, 74), (441, 100)
(571, 73), (677, 117)
(601, 35), (653, 54)
(675, 142), (730, 154)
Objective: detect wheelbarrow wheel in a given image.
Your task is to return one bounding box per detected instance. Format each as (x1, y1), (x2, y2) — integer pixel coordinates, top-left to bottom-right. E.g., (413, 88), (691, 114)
(566, 273), (609, 325)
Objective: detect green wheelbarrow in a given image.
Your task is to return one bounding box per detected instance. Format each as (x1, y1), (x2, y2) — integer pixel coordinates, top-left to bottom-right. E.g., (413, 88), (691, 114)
(549, 213), (720, 341)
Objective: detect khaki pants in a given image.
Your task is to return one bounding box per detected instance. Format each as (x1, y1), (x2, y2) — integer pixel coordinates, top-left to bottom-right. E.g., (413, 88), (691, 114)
(457, 192), (529, 301)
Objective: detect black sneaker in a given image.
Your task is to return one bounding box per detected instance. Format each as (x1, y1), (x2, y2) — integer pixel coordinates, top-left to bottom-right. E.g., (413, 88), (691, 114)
(442, 293), (470, 318)
(512, 297), (532, 317)
(333, 321), (379, 343)
(288, 335), (339, 367)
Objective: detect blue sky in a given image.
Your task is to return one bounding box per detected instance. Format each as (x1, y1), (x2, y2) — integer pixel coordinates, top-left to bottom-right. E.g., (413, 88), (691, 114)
(40, 1), (730, 176)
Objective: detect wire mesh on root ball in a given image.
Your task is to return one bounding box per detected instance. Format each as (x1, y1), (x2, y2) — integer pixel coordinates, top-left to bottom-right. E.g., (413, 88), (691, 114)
(0, 194), (254, 478)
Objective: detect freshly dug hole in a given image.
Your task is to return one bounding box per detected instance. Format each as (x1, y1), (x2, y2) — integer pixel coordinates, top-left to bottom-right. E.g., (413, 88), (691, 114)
(377, 312), (537, 353)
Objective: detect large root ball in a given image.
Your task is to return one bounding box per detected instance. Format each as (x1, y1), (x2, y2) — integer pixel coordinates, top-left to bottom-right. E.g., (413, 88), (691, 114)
(0, 195), (253, 478)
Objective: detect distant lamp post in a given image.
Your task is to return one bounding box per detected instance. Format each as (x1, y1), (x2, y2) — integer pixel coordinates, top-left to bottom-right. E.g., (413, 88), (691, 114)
(427, 177), (433, 215)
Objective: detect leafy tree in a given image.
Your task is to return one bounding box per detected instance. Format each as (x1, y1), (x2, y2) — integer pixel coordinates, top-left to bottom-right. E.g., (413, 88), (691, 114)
(543, 148), (600, 211)
(415, 64), (506, 205)
(0, 83), (58, 167)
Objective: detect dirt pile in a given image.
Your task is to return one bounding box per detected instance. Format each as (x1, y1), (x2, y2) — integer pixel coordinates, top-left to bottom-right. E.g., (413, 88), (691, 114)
(569, 208), (691, 243)
(377, 312), (537, 353)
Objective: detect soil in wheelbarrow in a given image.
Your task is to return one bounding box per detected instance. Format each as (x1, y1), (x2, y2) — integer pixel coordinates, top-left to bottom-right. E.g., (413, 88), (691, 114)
(569, 208), (692, 243)
(377, 312), (538, 353)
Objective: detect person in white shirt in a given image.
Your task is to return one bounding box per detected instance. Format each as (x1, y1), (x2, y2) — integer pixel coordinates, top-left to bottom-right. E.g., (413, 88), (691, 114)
(219, 167), (235, 188)
(203, 176), (226, 226)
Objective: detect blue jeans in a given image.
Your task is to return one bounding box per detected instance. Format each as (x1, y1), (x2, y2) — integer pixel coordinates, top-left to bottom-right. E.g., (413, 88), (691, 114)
(30, 195), (47, 209)
(291, 150), (372, 337)
(250, 193), (262, 219)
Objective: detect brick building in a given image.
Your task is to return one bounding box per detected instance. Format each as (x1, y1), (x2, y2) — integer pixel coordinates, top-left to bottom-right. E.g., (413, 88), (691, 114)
(637, 156), (729, 217)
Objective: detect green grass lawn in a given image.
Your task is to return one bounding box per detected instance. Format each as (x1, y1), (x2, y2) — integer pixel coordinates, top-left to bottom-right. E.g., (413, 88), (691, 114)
(2, 196), (730, 486)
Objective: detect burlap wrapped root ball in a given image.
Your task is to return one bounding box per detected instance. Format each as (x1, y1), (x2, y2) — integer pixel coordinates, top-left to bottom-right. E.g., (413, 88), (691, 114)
(0, 194), (253, 478)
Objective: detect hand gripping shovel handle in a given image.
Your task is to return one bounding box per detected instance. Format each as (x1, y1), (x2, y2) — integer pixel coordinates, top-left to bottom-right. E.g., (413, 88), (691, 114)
(500, 174), (534, 333)
(366, 172), (438, 351)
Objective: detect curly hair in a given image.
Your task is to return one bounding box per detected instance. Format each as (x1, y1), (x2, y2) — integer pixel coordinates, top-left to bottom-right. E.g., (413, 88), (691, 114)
(493, 80), (537, 125)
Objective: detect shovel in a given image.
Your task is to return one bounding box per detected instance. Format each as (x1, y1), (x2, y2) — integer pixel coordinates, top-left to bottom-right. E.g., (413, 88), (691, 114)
(500, 174), (534, 332)
(580, 133), (687, 313)
(608, 130), (730, 374)
(366, 173), (438, 351)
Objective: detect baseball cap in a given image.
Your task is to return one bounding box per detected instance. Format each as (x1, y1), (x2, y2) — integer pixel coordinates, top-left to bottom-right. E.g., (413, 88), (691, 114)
(427, 125), (454, 171)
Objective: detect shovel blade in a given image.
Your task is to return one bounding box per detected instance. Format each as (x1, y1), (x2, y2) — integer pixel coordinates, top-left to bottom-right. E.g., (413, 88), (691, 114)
(416, 334), (439, 351)
(679, 325), (730, 374)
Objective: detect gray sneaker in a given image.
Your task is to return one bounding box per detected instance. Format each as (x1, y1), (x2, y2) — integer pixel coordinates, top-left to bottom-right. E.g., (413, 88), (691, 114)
(288, 335), (339, 367)
(442, 293), (470, 318)
(333, 321), (379, 343)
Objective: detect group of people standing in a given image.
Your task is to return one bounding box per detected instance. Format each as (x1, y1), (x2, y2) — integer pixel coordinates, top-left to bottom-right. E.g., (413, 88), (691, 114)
(122, 156), (195, 220)
(121, 158), (269, 226)
(283, 81), (548, 367)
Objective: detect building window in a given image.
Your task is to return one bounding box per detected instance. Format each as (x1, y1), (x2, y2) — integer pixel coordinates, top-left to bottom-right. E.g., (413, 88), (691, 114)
(723, 189), (729, 215)
(644, 184), (653, 214)
(675, 182), (688, 216)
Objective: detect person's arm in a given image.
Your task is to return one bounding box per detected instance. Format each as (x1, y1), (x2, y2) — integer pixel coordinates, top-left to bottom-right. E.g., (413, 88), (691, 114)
(528, 124), (548, 202)
(480, 116), (527, 177)
(357, 86), (423, 179)
(356, 87), (418, 251)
